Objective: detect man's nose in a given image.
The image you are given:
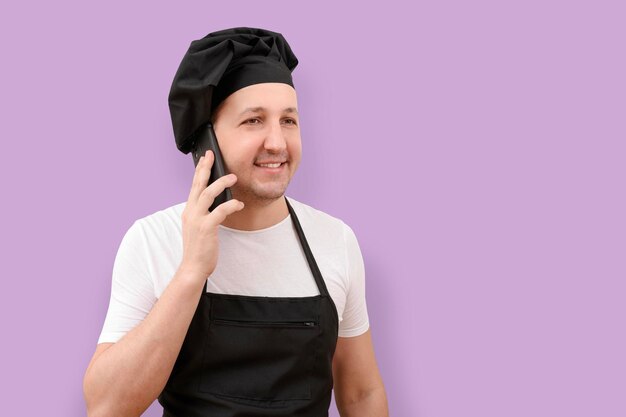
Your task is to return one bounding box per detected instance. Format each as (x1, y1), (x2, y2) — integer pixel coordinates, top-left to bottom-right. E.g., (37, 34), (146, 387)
(263, 120), (287, 152)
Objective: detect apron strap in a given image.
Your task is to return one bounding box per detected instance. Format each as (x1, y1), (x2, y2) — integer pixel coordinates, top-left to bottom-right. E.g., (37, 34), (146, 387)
(285, 196), (331, 298)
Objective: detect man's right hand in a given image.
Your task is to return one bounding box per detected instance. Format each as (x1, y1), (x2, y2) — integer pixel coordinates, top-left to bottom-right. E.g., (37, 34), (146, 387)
(84, 150), (245, 417)
(180, 149), (245, 281)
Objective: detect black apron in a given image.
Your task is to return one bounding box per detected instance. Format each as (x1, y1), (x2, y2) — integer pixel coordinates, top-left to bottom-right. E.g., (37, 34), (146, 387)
(158, 197), (339, 417)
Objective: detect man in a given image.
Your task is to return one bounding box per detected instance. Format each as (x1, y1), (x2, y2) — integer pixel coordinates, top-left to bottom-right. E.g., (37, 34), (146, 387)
(83, 27), (388, 417)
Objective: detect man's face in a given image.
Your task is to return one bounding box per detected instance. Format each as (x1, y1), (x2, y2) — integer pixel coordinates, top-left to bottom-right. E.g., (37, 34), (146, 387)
(213, 82), (302, 205)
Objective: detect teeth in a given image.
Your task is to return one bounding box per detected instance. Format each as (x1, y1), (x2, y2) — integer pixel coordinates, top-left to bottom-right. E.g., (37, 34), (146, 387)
(257, 163), (282, 168)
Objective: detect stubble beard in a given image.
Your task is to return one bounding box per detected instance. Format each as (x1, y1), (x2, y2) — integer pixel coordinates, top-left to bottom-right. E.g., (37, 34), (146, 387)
(229, 170), (291, 208)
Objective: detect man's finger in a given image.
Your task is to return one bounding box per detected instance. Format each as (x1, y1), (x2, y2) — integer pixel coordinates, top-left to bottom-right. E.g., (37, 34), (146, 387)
(206, 198), (245, 226)
(187, 150), (214, 205)
(196, 173), (238, 214)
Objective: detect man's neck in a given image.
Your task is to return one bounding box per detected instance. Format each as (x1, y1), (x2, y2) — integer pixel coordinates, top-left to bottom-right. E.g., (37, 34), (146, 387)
(219, 195), (289, 231)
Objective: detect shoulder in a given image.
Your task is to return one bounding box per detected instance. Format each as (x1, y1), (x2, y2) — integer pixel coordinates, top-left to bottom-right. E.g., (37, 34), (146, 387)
(138, 200), (185, 228)
(285, 196), (358, 255)
(127, 201), (186, 250)
(285, 196), (348, 234)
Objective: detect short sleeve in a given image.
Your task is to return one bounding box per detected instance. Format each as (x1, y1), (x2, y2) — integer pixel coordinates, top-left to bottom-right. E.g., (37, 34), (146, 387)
(338, 222), (370, 338)
(97, 220), (157, 344)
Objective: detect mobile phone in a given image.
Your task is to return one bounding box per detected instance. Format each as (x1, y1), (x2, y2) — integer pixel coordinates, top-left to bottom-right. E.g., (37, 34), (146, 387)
(191, 123), (233, 212)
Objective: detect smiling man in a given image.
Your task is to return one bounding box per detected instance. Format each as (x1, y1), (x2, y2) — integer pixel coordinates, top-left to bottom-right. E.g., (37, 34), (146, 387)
(83, 27), (388, 417)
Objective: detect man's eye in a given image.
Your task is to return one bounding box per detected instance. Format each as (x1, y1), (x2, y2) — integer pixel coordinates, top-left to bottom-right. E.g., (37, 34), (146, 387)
(244, 118), (261, 125)
(283, 119), (297, 125)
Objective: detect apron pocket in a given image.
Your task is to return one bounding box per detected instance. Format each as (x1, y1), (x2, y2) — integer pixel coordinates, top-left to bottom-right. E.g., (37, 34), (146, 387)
(199, 317), (319, 401)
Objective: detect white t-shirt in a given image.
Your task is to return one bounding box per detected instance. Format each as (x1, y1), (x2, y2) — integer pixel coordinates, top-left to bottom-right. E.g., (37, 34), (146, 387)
(98, 196), (369, 344)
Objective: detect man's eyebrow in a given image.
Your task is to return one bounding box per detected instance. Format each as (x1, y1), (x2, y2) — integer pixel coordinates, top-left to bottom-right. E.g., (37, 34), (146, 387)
(238, 107), (299, 117)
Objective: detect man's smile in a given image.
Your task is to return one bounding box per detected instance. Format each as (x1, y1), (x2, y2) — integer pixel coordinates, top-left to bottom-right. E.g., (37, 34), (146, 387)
(253, 161), (287, 173)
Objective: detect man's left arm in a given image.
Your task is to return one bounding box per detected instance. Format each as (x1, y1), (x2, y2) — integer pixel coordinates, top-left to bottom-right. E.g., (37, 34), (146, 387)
(332, 329), (389, 417)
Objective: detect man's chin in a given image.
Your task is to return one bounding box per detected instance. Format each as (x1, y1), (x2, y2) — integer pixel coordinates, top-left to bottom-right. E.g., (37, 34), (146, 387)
(231, 184), (288, 203)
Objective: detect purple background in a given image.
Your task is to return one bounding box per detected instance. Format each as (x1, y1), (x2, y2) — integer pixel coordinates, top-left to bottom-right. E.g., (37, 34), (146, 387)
(1, 1), (624, 416)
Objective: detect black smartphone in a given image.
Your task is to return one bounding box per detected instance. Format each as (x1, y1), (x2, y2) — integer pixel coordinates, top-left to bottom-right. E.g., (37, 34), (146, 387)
(190, 123), (233, 212)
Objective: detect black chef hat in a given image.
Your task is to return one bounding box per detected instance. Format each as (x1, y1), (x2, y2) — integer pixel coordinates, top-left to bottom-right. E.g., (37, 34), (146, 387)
(168, 27), (299, 154)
